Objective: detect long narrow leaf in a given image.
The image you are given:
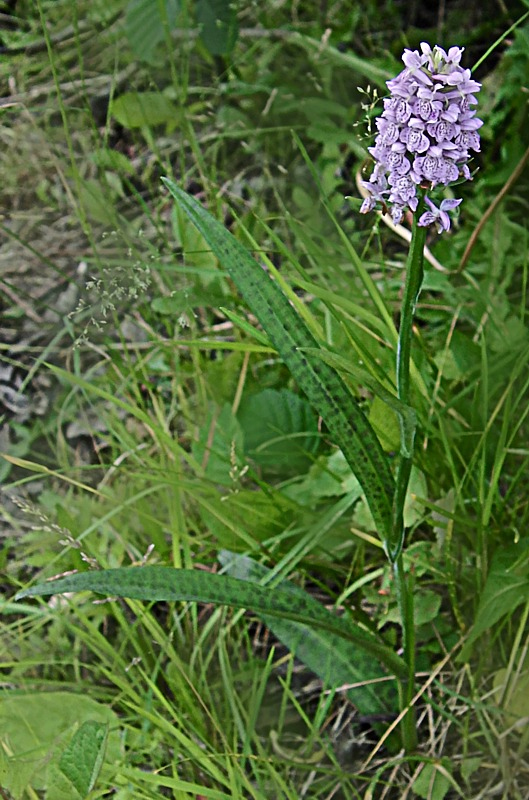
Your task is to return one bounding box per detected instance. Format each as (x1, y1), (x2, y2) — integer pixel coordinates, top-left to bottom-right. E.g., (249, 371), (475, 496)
(15, 567), (406, 678)
(161, 179), (394, 542)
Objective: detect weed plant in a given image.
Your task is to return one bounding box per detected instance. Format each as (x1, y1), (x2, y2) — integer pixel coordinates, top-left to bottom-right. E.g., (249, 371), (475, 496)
(2, 1), (529, 798)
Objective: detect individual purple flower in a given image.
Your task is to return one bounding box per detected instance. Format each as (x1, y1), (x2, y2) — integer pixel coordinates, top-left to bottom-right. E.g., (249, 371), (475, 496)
(400, 124), (430, 153)
(359, 42), (482, 233)
(427, 120), (458, 141)
(418, 197), (462, 233)
(359, 173), (388, 213)
(384, 97), (412, 124)
(416, 98), (442, 122)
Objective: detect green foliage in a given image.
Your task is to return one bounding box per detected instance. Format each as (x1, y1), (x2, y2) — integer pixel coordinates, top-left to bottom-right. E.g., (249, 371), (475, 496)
(110, 91), (180, 129)
(124, 0), (239, 61)
(54, 721), (109, 799)
(0, 692), (119, 798)
(238, 388), (320, 475)
(196, 0), (239, 56)
(15, 567), (407, 680)
(192, 401), (244, 485)
(220, 550), (399, 717)
(460, 539), (529, 658)
(411, 760), (455, 800)
(125, 0), (181, 64)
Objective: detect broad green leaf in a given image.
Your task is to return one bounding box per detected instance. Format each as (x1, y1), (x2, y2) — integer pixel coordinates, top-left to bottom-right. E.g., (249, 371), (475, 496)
(0, 692), (120, 796)
(45, 766), (82, 800)
(57, 721), (108, 797)
(460, 540), (529, 659)
(238, 388), (320, 475)
(382, 588), (441, 629)
(16, 567), (406, 678)
(161, 178), (395, 542)
(125, 0), (180, 64)
(412, 761), (455, 800)
(219, 551), (398, 716)
(196, 0), (239, 56)
(283, 450), (364, 511)
(493, 658), (529, 721)
(111, 92), (179, 129)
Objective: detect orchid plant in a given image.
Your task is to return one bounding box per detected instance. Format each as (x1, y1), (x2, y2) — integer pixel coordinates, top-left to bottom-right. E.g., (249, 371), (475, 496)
(16, 43), (481, 755)
(358, 42), (482, 750)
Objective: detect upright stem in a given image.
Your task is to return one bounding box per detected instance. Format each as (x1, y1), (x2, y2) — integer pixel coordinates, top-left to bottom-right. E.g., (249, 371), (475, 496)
(391, 198), (427, 752)
(391, 204), (427, 561)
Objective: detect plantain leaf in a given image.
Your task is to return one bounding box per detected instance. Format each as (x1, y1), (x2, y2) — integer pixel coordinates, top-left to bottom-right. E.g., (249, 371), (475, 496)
(459, 540), (529, 660)
(161, 178), (395, 542)
(15, 567), (406, 679)
(111, 92), (179, 129)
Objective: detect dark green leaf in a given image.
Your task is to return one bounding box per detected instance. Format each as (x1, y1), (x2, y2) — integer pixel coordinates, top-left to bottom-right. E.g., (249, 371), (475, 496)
(196, 0), (239, 56)
(15, 567), (406, 678)
(460, 540), (529, 659)
(238, 388), (320, 475)
(58, 721), (108, 796)
(197, 489), (293, 550)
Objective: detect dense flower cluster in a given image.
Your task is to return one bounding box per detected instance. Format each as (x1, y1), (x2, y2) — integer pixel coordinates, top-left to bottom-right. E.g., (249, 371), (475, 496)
(360, 43), (482, 232)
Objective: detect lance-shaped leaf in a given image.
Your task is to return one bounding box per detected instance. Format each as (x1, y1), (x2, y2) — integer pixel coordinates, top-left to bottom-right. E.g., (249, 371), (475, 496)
(161, 178), (395, 542)
(15, 567), (406, 679)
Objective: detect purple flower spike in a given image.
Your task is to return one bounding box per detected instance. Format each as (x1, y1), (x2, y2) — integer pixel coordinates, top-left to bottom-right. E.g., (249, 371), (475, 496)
(359, 42), (481, 233)
(418, 197), (462, 233)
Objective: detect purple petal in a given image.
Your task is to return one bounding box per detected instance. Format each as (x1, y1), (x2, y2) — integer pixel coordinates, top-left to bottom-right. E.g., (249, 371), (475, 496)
(439, 198), (462, 211)
(418, 211), (437, 227)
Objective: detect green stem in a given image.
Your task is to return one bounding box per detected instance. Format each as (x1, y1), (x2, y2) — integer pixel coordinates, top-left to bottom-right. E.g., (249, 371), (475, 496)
(390, 201), (427, 561)
(391, 196), (427, 753)
(394, 552), (417, 752)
